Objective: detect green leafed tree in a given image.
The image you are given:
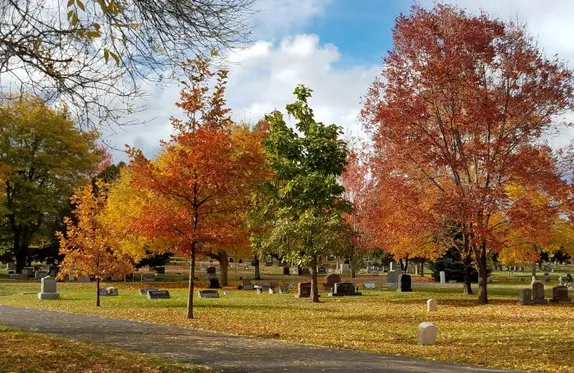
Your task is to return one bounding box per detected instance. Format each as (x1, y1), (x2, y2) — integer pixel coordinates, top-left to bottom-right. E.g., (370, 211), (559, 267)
(249, 85), (353, 302)
(0, 96), (104, 272)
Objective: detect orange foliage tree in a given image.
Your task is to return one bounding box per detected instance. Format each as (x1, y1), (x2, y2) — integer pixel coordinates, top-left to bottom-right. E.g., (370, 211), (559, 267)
(128, 56), (268, 319)
(362, 4), (574, 304)
(57, 181), (134, 307)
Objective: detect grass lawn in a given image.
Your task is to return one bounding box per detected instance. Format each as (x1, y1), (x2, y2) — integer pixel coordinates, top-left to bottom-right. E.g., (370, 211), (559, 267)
(0, 276), (573, 373)
(0, 325), (216, 373)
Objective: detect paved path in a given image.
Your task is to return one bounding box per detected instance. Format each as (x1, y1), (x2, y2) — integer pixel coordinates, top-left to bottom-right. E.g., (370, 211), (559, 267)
(0, 305), (521, 373)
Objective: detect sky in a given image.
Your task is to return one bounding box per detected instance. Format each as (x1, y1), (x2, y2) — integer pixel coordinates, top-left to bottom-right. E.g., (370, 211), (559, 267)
(105, 0), (574, 161)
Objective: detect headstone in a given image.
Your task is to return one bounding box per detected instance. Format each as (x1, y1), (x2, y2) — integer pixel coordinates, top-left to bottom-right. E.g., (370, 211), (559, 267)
(323, 273), (341, 290)
(208, 279), (221, 289)
(139, 288), (158, 296)
(544, 265), (551, 273)
(552, 286), (571, 303)
(106, 287), (119, 296)
(329, 282), (361, 296)
(543, 273), (550, 283)
(397, 274), (412, 292)
(317, 266), (326, 274)
(296, 282), (311, 298)
(278, 285), (289, 294)
(256, 288), (263, 295)
(99, 288), (109, 296)
(223, 291), (232, 295)
(387, 270), (401, 284)
(147, 290), (170, 299)
(78, 277), (91, 282)
(5, 263), (16, 271)
(198, 289), (219, 298)
(363, 283), (376, 290)
(34, 270), (48, 280)
(417, 322), (437, 345)
(427, 299), (437, 312)
(240, 279), (254, 290)
(439, 271), (446, 284)
(531, 282), (547, 304)
(37, 276), (60, 300)
(268, 287), (275, 294)
(519, 288), (534, 305)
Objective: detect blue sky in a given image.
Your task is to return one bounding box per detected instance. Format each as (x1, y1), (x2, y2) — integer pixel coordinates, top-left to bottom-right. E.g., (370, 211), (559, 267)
(108, 0), (574, 161)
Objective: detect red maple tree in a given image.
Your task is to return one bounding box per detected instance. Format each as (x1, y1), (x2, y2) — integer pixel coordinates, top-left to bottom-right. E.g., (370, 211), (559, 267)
(362, 4), (574, 304)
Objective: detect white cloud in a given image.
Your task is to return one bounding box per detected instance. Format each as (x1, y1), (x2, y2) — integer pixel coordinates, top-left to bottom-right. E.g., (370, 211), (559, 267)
(251, 0), (330, 39)
(109, 34), (379, 161)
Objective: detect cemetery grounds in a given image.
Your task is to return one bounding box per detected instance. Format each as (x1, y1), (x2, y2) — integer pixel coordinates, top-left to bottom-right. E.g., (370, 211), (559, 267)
(0, 263), (573, 373)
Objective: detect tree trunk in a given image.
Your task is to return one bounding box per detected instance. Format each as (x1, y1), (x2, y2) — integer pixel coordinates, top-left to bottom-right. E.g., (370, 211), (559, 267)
(477, 243), (488, 304)
(350, 258), (356, 279)
(310, 256), (320, 302)
(253, 254), (261, 280)
(96, 278), (101, 307)
(420, 262), (424, 277)
(463, 254), (474, 295)
(531, 262), (537, 280)
(186, 243), (197, 319)
(218, 249), (228, 286)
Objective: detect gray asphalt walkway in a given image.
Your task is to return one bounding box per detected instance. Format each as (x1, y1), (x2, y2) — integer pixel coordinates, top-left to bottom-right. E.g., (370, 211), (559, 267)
(0, 305), (522, 373)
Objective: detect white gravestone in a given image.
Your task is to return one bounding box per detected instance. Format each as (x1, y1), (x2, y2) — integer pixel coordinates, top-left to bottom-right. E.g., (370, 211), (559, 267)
(439, 271), (446, 284)
(37, 276), (60, 300)
(427, 299), (437, 312)
(417, 322), (437, 345)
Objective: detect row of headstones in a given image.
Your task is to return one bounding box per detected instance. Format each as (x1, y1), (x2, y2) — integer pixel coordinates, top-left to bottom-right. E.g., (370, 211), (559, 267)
(519, 282), (571, 305)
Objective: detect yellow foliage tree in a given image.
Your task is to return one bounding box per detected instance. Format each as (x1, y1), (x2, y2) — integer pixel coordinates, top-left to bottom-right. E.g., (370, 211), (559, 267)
(57, 181), (134, 307)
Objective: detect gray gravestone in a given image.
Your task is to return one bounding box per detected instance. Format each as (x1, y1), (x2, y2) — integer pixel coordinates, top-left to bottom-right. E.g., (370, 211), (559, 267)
(37, 276), (60, 300)
(99, 288), (109, 296)
(106, 287), (119, 296)
(278, 285), (289, 294)
(552, 286), (571, 303)
(139, 288), (158, 296)
(398, 273), (412, 292)
(147, 290), (170, 299)
(296, 282), (311, 298)
(519, 288), (533, 305)
(387, 270), (401, 284)
(329, 282), (361, 296)
(198, 289), (219, 298)
(543, 273), (550, 283)
(532, 282), (547, 304)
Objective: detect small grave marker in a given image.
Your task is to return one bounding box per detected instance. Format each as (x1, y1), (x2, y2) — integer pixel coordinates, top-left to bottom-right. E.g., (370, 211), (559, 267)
(278, 285), (289, 294)
(543, 273), (550, 283)
(147, 290), (170, 299)
(427, 299), (437, 312)
(106, 287), (119, 296)
(363, 283), (376, 290)
(439, 271), (446, 284)
(418, 322), (436, 345)
(140, 273), (156, 282)
(198, 289), (219, 298)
